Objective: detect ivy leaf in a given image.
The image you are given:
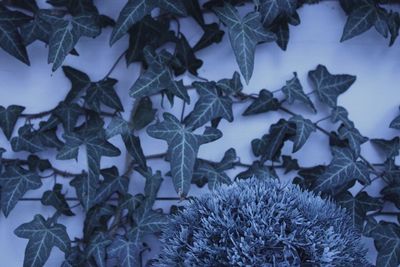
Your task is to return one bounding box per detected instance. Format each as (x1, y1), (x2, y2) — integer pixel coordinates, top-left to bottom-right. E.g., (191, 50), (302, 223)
(216, 71), (243, 95)
(110, 0), (156, 45)
(85, 78), (123, 112)
(93, 166), (129, 204)
(336, 191), (382, 230)
(340, 2), (387, 42)
(289, 115), (316, 152)
(62, 65), (91, 103)
(308, 65), (356, 107)
(41, 184), (74, 216)
(70, 173), (97, 211)
(314, 146), (370, 194)
(175, 34), (203, 75)
(214, 3), (276, 83)
(147, 113), (222, 196)
(130, 49), (189, 102)
(184, 81), (233, 129)
(243, 89), (280, 116)
(366, 220), (400, 267)
(0, 10), (30, 64)
(258, 0), (297, 26)
(193, 148), (236, 190)
(125, 16), (173, 64)
(59, 128), (121, 210)
(338, 124), (368, 157)
(331, 106), (353, 128)
(158, 0), (187, 16)
(0, 105), (25, 140)
(0, 164), (42, 217)
(11, 125), (44, 153)
(107, 236), (140, 267)
(281, 72), (316, 113)
(252, 119), (293, 161)
(131, 97), (157, 130)
(14, 214), (70, 267)
(48, 15), (101, 71)
(86, 232), (111, 267)
(236, 161), (278, 180)
(193, 23), (224, 51)
(269, 18), (289, 50)
(54, 102), (83, 132)
(183, 0), (204, 26)
(390, 107), (400, 130)
(282, 155), (300, 174)
(371, 137), (400, 160)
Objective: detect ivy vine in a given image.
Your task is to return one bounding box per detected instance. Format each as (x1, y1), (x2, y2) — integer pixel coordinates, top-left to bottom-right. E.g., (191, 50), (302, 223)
(0, 0), (400, 266)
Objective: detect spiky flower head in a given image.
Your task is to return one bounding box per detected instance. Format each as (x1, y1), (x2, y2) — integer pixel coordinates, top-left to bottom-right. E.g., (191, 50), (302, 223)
(156, 178), (368, 266)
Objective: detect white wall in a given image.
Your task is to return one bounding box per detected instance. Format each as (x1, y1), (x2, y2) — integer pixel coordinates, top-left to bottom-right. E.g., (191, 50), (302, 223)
(0, 1), (399, 266)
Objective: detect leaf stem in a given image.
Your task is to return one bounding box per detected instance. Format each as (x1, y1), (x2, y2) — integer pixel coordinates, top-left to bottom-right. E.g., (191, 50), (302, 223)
(2, 158), (81, 177)
(103, 51), (126, 79)
(314, 115), (331, 124)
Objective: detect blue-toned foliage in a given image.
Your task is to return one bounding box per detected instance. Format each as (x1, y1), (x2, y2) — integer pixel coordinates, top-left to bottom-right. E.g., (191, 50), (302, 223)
(156, 178), (368, 266)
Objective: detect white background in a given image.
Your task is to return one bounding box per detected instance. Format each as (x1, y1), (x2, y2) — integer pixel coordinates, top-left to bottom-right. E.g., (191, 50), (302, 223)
(0, 1), (400, 266)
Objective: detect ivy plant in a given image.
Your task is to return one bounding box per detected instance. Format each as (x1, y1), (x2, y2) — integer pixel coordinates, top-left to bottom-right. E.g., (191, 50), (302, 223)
(0, 0), (399, 266)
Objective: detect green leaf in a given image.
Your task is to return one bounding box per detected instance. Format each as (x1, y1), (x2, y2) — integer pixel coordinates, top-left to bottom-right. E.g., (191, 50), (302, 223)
(193, 148), (236, 190)
(131, 97), (157, 130)
(70, 172), (97, 211)
(390, 107), (400, 130)
(336, 191), (382, 230)
(252, 119), (293, 161)
(269, 18), (289, 50)
(289, 115), (316, 152)
(93, 166), (129, 204)
(340, 2), (377, 42)
(216, 71), (243, 95)
(281, 72), (316, 113)
(338, 124), (368, 157)
(86, 232), (111, 267)
(11, 125), (44, 153)
(107, 236), (140, 267)
(125, 16), (173, 64)
(15, 214), (70, 267)
(282, 155), (300, 174)
(183, 0), (204, 26)
(110, 0), (156, 45)
(147, 113), (222, 196)
(236, 161), (278, 180)
(258, 0), (297, 26)
(193, 23), (224, 51)
(41, 184), (74, 216)
(243, 89), (280, 116)
(0, 105), (25, 140)
(214, 3), (276, 83)
(184, 81), (233, 129)
(314, 146), (370, 194)
(175, 34), (203, 75)
(54, 102), (83, 132)
(48, 14), (100, 70)
(85, 78), (123, 112)
(371, 137), (400, 160)
(130, 49), (189, 102)
(62, 65), (91, 103)
(331, 106), (353, 128)
(366, 220), (400, 267)
(158, 0), (186, 16)
(309, 64), (356, 107)
(59, 128), (120, 210)
(0, 11), (30, 64)
(0, 164), (42, 217)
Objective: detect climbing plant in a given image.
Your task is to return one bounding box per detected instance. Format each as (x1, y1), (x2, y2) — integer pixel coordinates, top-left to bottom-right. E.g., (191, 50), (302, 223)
(0, 0), (400, 266)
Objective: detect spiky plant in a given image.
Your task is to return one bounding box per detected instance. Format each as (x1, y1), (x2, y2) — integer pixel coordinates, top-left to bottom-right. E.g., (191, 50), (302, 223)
(156, 178), (369, 267)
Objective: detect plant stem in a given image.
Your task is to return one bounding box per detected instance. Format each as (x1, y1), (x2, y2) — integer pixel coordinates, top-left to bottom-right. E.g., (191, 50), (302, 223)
(2, 158), (81, 177)
(103, 51), (126, 79)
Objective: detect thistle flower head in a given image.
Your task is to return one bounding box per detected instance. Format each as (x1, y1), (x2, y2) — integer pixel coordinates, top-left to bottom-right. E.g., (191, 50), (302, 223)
(156, 178), (368, 266)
